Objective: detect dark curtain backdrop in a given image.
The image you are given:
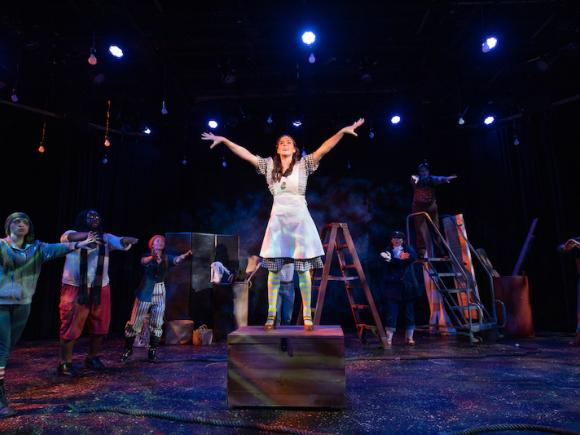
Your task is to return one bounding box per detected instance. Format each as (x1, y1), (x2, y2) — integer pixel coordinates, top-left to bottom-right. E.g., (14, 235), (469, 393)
(1, 101), (578, 339)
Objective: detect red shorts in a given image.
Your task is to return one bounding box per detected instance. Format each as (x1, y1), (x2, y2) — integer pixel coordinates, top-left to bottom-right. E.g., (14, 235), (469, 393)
(59, 284), (111, 341)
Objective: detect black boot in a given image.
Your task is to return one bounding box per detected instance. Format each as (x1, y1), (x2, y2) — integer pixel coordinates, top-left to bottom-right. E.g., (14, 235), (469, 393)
(0, 379), (16, 418)
(121, 336), (135, 363)
(148, 335), (160, 362)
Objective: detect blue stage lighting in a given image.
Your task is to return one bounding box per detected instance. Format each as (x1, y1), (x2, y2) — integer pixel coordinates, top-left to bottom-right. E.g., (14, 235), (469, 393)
(484, 115), (495, 125)
(482, 36), (498, 53)
(390, 115), (401, 125)
(292, 120), (302, 127)
(143, 127), (151, 135)
(208, 120), (218, 129)
(301, 31), (316, 45)
(109, 45), (124, 58)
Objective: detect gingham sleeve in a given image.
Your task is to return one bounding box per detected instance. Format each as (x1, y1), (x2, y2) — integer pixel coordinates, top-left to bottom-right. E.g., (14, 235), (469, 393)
(255, 155), (268, 175)
(304, 154), (319, 176)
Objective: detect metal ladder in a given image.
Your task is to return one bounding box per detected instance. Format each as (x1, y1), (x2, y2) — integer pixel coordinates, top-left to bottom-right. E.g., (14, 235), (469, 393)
(304, 222), (389, 349)
(406, 212), (506, 344)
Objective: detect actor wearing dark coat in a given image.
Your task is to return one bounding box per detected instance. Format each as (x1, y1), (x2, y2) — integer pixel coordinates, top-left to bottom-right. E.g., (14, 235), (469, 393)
(380, 231), (420, 345)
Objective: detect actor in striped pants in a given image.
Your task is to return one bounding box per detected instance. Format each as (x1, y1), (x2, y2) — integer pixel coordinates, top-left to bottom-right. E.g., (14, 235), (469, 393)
(122, 235), (191, 362)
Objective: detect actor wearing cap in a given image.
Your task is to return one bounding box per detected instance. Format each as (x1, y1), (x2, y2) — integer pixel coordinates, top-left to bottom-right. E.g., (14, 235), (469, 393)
(57, 209), (138, 377)
(121, 235), (191, 363)
(380, 231), (420, 346)
(0, 212), (94, 418)
(410, 161), (457, 258)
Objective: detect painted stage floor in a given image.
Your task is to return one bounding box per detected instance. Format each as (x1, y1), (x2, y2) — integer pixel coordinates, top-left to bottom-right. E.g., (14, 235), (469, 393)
(0, 333), (579, 434)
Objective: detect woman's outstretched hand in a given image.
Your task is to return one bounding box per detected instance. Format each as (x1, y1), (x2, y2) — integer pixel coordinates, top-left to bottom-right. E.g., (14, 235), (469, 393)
(201, 132), (226, 149)
(340, 118), (365, 136)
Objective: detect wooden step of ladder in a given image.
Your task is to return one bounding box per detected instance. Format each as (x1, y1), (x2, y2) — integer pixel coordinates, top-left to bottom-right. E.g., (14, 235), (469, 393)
(306, 222), (390, 349)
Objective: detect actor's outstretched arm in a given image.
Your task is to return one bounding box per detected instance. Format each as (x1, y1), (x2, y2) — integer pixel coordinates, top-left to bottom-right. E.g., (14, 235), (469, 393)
(201, 132), (258, 168)
(311, 118), (364, 164)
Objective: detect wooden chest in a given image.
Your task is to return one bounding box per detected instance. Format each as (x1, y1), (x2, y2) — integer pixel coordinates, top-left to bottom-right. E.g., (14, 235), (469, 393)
(227, 325), (345, 408)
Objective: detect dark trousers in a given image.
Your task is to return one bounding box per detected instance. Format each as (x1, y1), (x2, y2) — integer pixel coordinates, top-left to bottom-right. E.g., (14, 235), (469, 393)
(412, 201), (439, 257)
(0, 304), (31, 367)
(384, 300), (415, 330)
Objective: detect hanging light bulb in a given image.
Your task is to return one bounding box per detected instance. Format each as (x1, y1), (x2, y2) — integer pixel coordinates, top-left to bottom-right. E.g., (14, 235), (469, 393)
(181, 158), (188, 166)
(103, 100), (111, 147)
(88, 49), (97, 66)
(38, 120), (47, 154)
(38, 145), (45, 154)
(347, 160), (352, 170)
(308, 52), (316, 64)
(369, 129), (375, 139)
(161, 100), (168, 115)
(102, 155), (109, 165)
(104, 137), (111, 147)
(10, 88), (18, 103)
(222, 157), (227, 168)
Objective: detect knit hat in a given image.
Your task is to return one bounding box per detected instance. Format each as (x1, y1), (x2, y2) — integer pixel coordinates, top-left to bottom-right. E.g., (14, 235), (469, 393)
(4, 212), (35, 244)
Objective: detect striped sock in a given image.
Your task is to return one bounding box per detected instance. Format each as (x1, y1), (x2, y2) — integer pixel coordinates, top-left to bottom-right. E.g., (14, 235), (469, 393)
(298, 271), (312, 321)
(267, 271), (281, 316)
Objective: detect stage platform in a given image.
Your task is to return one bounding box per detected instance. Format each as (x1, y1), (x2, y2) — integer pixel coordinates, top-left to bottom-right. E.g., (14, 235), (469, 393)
(0, 333), (578, 434)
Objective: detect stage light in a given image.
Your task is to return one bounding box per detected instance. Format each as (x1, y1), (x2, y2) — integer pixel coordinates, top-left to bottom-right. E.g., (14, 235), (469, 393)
(143, 126), (151, 135)
(308, 53), (316, 64)
(458, 116), (465, 125)
(266, 115), (273, 124)
(301, 31), (316, 45)
(208, 119), (218, 129)
(292, 120), (302, 127)
(390, 115), (401, 125)
(481, 36), (498, 53)
(483, 115), (495, 125)
(10, 89), (18, 103)
(88, 50), (97, 66)
(161, 100), (168, 115)
(109, 45), (124, 58)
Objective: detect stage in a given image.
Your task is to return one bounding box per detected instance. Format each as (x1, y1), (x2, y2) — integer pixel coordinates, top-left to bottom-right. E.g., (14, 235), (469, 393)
(0, 333), (578, 434)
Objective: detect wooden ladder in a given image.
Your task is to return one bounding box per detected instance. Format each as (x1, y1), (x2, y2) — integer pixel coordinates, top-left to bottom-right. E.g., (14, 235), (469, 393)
(308, 222), (389, 349)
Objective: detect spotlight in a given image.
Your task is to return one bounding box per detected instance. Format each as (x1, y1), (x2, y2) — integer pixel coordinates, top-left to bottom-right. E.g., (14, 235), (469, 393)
(390, 115), (401, 125)
(292, 120), (302, 127)
(483, 115), (495, 125)
(458, 116), (465, 125)
(10, 89), (18, 103)
(301, 31), (316, 46)
(143, 126), (151, 135)
(208, 120), (218, 129)
(88, 50), (97, 66)
(308, 53), (316, 64)
(481, 36), (498, 53)
(109, 45), (124, 58)
(161, 100), (168, 115)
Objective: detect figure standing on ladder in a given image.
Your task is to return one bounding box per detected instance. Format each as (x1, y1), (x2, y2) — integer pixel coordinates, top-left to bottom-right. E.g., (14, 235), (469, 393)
(411, 160), (457, 258)
(202, 118), (365, 331)
(410, 161), (457, 335)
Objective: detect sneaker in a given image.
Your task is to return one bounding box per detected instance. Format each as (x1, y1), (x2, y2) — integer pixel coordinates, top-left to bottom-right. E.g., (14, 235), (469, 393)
(84, 356), (106, 370)
(0, 403), (16, 418)
(57, 362), (78, 377)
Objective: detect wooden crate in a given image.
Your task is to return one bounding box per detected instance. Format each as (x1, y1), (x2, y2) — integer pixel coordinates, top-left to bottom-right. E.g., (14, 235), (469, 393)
(227, 325), (345, 408)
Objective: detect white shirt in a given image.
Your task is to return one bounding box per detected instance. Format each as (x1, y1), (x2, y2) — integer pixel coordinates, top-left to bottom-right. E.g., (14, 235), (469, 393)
(60, 231), (130, 288)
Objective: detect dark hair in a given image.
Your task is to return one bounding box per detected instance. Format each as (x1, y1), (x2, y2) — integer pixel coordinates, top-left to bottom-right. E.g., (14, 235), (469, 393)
(73, 209), (102, 232)
(4, 212), (35, 245)
(418, 160), (430, 171)
(272, 135), (300, 183)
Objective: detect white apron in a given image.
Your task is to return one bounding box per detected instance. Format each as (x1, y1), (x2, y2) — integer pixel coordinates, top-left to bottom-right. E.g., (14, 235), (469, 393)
(260, 166), (324, 259)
